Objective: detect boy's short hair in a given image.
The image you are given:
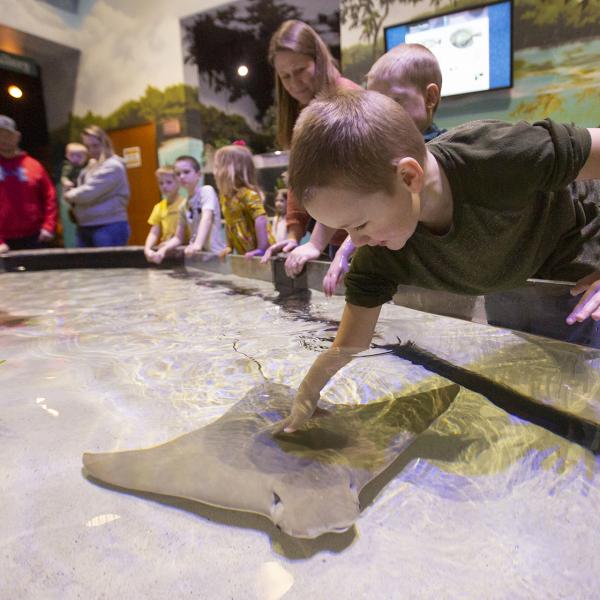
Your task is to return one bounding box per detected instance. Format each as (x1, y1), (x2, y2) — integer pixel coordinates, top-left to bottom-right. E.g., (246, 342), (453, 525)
(155, 165), (176, 178)
(367, 44), (443, 112)
(65, 142), (87, 156)
(288, 89), (425, 206)
(175, 155), (201, 172)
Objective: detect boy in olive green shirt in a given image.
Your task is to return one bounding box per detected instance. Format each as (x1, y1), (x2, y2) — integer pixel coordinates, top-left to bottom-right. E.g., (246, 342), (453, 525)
(281, 88), (600, 433)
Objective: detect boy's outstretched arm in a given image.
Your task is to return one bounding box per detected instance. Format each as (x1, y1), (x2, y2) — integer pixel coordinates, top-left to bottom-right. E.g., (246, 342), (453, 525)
(577, 128), (600, 181)
(282, 302), (382, 433)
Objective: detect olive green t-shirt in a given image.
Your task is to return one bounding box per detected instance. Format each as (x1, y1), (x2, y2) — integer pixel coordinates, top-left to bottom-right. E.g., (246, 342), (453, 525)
(345, 119), (598, 308)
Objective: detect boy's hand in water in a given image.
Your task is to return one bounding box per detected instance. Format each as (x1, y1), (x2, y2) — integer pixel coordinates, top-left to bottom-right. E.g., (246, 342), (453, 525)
(567, 272), (600, 324)
(279, 383), (321, 433)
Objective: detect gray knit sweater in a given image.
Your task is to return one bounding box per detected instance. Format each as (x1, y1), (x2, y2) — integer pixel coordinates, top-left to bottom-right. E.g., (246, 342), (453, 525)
(67, 156), (130, 226)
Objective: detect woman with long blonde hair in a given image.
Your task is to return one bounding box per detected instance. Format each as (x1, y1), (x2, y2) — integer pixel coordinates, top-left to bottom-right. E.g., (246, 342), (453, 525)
(268, 19), (355, 150)
(263, 20), (358, 276)
(213, 144), (274, 259)
(64, 124), (130, 247)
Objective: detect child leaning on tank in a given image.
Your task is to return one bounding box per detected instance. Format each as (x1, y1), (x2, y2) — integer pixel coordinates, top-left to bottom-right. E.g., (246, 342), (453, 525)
(144, 166), (187, 264)
(213, 144), (274, 260)
(150, 155), (226, 264)
(263, 43), (448, 295)
(277, 88), (600, 433)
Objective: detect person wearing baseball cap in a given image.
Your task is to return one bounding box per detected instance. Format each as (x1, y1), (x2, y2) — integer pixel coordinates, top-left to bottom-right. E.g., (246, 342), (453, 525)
(0, 115), (57, 253)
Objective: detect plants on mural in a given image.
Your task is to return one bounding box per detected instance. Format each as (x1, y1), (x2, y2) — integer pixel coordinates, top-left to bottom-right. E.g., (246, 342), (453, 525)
(63, 84), (274, 155)
(342, 0), (402, 62)
(515, 0), (600, 49)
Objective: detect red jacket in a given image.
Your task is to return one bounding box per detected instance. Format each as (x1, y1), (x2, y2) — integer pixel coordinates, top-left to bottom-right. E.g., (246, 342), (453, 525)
(0, 152), (57, 245)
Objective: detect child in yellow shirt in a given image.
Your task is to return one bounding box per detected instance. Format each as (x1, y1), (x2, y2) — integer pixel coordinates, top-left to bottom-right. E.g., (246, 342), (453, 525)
(144, 166), (187, 263)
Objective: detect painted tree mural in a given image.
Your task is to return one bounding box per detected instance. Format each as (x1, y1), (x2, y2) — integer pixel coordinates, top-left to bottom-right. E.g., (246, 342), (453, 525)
(183, 0), (340, 123)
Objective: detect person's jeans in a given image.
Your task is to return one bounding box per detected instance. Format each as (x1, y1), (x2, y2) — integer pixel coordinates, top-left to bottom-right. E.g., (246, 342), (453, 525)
(76, 221), (130, 248)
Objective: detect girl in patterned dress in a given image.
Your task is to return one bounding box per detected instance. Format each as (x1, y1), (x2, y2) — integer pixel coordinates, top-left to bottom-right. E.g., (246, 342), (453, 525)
(213, 144), (274, 258)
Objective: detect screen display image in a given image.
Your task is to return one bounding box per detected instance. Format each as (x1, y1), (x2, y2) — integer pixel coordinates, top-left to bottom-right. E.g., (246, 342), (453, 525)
(384, 0), (512, 97)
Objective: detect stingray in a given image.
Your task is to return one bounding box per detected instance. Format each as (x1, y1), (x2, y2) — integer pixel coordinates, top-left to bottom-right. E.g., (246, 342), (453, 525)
(83, 382), (458, 538)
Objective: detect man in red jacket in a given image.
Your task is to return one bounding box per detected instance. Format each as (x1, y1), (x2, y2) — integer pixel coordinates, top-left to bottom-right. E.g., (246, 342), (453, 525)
(0, 115), (57, 253)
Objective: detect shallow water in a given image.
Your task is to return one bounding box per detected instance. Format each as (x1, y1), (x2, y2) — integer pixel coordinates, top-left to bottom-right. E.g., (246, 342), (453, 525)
(2, 268), (600, 599)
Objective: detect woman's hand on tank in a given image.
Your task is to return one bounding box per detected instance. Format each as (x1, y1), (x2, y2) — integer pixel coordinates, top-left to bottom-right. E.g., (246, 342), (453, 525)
(284, 242), (321, 278)
(260, 239), (299, 263)
(567, 272), (600, 324)
(0, 242), (9, 254)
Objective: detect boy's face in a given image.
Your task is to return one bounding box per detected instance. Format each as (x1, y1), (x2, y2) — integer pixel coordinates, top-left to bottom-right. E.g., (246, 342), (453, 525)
(368, 79), (430, 133)
(174, 160), (200, 191)
(67, 150), (87, 167)
(157, 174), (179, 198)
(305, 184), (420, 252)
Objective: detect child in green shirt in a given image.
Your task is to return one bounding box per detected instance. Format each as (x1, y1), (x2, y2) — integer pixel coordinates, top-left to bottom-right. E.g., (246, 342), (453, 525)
(281, 88), (600, 432)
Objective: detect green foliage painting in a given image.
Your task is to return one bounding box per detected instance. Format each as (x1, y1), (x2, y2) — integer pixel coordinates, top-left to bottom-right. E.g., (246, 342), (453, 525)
(60, 84), (275, 154)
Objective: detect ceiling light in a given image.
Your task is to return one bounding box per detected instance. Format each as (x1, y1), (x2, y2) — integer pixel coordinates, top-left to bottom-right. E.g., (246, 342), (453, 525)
(8, 85), (23, 99)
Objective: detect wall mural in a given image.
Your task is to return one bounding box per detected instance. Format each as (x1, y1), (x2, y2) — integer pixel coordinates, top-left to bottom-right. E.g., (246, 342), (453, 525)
(180, 0), (341, 156)
(340, 0), (600, 128)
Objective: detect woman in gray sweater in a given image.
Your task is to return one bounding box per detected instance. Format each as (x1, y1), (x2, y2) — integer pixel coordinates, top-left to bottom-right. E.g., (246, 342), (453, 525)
(65, 125), (130, 247)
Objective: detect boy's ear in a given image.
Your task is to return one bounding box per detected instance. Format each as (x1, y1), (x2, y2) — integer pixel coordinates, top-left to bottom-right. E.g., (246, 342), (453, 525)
(394, 157), (424, 193)
(425, 83), (440, 111)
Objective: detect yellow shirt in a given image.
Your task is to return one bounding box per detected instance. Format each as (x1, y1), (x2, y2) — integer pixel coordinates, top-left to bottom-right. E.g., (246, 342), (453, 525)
(147, 196), (187, 243)
(220, 187), (275, 255)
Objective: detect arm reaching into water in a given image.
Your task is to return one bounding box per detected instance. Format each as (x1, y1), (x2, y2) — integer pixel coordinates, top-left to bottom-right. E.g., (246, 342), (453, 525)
(281, 302), (382, 433)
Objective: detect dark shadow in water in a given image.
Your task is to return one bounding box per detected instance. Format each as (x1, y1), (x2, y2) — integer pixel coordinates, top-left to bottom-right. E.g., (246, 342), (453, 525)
(188, 270), (340, 327)
(359, 428), (475, 510)
(82, 472), (357, 559)
(376, 339), (600, 454)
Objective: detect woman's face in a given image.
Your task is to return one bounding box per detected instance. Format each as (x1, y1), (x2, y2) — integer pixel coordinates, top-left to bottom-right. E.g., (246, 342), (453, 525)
(274, 51), (316, 106)
(81, 134), (103, 160)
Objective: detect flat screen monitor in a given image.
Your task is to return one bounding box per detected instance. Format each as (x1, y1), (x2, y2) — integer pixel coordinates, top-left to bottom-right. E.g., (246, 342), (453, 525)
(384, 0), (512, 97)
